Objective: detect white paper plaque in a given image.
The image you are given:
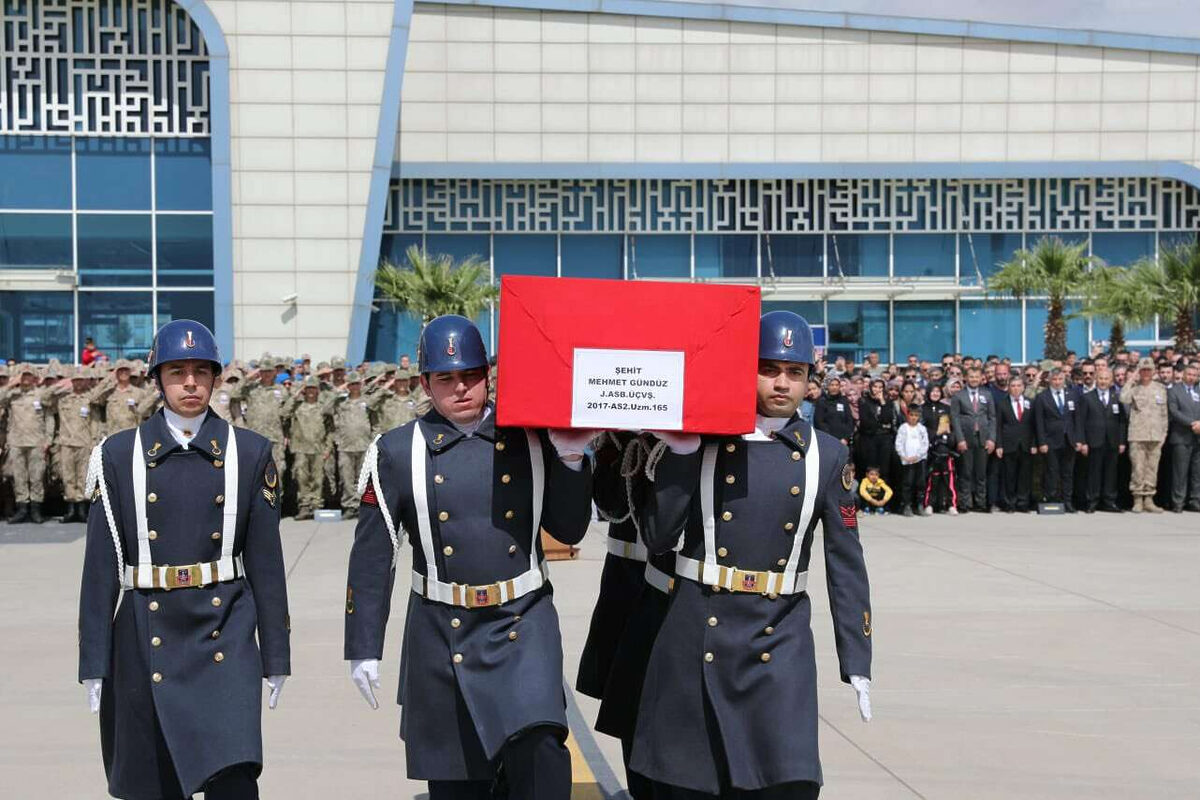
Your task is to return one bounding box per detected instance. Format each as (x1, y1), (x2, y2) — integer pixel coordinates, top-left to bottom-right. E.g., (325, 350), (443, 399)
(571, 348), (685, 430)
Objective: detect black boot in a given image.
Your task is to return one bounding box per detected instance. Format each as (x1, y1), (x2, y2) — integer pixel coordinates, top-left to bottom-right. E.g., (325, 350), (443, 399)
(7, 503), (29, 524)
(79, 501), (90, 522)
(29, 502), (44, 524)
(60, 503), (79, 523)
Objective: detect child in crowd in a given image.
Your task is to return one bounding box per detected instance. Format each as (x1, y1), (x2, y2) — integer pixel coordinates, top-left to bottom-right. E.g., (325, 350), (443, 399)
(843, 462), (861, 513)
(858, 466), (893, 515)
(895, 405), (930, 516)
(925, 412), (959, 515)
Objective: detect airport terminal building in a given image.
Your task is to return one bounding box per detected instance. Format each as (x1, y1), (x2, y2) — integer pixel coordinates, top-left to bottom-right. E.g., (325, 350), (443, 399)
(3, 0), (1200, 364)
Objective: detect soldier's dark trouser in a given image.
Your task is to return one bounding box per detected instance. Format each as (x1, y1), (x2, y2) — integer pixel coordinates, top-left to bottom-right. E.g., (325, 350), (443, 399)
(649, 780), (820, 799)
(956, 442), (987, 510)
(1086, 444), (1120, 510)
(427, 724), (570, 800)
(1170, 442), (1200, 509)
(1043, 446), (1075, 506)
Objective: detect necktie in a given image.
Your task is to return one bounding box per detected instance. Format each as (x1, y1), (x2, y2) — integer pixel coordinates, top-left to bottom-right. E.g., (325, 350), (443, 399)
(1056, 392), (1063, 412)
(1101, 391), (1107, 406)
(1015, 399), (1022, 421)
(971, 391), (978, 411)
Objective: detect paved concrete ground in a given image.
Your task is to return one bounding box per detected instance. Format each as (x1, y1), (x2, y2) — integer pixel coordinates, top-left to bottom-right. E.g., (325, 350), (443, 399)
(2, 509), (1199, 799)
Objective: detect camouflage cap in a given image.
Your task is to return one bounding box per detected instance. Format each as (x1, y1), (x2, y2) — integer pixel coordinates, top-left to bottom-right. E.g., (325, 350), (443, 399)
(0, 364), (8, 377)
(344, 370), (363, 384)
(1138, 357), (1156, 370)
(114, 358), (132, 371)
(330, 355), (347, 369)
(274, 356), (289, 369)
(16, 363), (36, 378)
(394, 367), (412, 381)
(316, 361), (332, 375)
(71, 365), (89, 380)
(302, 375), (321, 389)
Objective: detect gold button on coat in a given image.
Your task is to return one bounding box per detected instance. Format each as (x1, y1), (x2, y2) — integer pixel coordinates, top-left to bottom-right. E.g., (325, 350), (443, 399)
(438, 511), (449, 522)
(215, 494), (224, 504)
(508, 545), (518, 554)
(151, 636), (161, 647)
(791, 451), (802, 461)
(767, 592), (779, 600)
(443, 545), (454, 556)
(211, 532), (221, 540)
(760, 652), (772, 663)
(725, 474), (735, 484)
(721, 511), (732, 521)
(707, 616), (718, 627)
(152, 672), (163, 683)
(453, 653), (464, 664)
(790, 486), (800, 496)
(147, 461), (156, 468)
(495, 442), (505, 451)
(214, 652), (224, 663)
(716, 546), (728, 557)
(784, 522), (795, 531)
(764, 626), (775, 635)
(704, 652), (714, 663)
(725, 443), (736, 453)
(501, 474), (511, 484)
(451, 618), (461, 628)
(508, 631), (518, 641)
(213, 459), (223, 468)
(777, 558), (787, 567)
(211, 597), (222, 607)
(211, 630), (220, 639)
(434, 474), (444, 484)
(504, 510), (514, 520)
(148, 530), (158, 541)
(149, 601), (160, 611)
(147, 492), (157, 503)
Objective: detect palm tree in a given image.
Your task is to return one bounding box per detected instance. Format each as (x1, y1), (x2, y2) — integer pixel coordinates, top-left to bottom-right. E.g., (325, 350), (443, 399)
(1077, 264), (1156, 355)
(374, 244), (498, 323)
(987, 236), (1095, 361)
(1125, 238), (1200, 354)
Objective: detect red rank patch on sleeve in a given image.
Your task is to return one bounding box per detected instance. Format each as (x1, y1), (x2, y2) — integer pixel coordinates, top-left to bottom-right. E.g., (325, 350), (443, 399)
(361, 483), (378, 506)
(839, 505), (858, 528)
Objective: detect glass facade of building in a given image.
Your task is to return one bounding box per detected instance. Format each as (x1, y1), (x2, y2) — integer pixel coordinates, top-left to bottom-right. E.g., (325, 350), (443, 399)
(0, 0), (212, 362)
(370, 177), (1199, 363)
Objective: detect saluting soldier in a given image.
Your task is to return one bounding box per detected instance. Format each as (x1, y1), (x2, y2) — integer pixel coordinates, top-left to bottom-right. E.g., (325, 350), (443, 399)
(284, 375), (333, 520)
(232, 364), (290, 493)
(0, 364), (57, 524)
(344, 314), (594, 800)
(329, 371), (373, 519)
(89, 359), (155, 437)
(77, 320), (290, 800)
(53, 366), (98, 523)
(368, 367), (419, 435)
(632, 311), (873, 799)
(1120, 357), (1169, 513)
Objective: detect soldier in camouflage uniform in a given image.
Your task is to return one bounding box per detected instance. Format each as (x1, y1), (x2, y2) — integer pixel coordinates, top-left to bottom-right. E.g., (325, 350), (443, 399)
(89, 359), (155, 437)
(233, 365), (290, 492)
(284, 376), (334, 520)
(211, 367), (243, 424)
(51, 366), (96, 523)
(330, 371), (372, 518)
(367, 367), (418, 435)
(0, 364), (56, 523)
(330, 355), (348, 390)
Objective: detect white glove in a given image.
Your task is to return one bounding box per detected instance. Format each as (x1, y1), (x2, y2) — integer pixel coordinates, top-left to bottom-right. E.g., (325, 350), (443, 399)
(350, 659), (380, 709)
(849, 675), (872, 722)
(265, 675), (287, 710)
(84, 678), (102, 714)
(547, 428), (599, 458)
(651, 430), (701, 455)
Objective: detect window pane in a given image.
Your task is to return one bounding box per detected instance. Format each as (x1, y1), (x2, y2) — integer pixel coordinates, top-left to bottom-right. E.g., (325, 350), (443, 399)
(0, 291), (74, 362)
(1090, 232), (1155, 267)
(0, 213), (72, 269)
(827, 234), (888, 277)
(425, 234), (490, 265)
(893, 234), (955, 278)
(1160, 231), (1196, 251)
(761, 301), (825, 348)
(494, 234), (556, 278)
(893, 301), (955, 361)
(380, 233), (423, 267)
(0, 136), (72, 209)
(959, 233), (1023, 285)
(960, 300), (1023, 362)
(76, 138), (152, 211)
(1093, 316), (1155, 344)
(561, 235), (622, 280)
(1025, 299), (1088, 360)
(156, 216), (214, 286)
(627, 235), (689, 278)
(827, 301), (888, 361)
(366, 306), (425, 363)
(78, 292), (154, 359)
(762, 234), (822, 278)
(78, 214), (152, 287)
(695, 234), (756, 279)
(156, 291), (215, 331)
(154, 139), (212, 211)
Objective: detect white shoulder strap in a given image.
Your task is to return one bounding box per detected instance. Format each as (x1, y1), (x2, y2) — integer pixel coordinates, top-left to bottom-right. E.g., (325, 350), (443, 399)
(410, 425), (437, 579)
(699, 443), (719, 583)
(358, 433), (401, 567)
(131, 428), (152, 568)
(784, 433), (820, 579)
(525, 430), (545, 574)
(217, 425), (239, 579)
(85, 437), (124, 590)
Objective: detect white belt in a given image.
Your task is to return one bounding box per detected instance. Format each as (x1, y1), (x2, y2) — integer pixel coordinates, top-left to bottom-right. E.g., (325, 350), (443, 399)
(645, 562), (675, 595)
(607, 536), (648, 563)
(123, 554), (244, 591)
(675, 554), (807, 596)
(411, 563), (550, 608)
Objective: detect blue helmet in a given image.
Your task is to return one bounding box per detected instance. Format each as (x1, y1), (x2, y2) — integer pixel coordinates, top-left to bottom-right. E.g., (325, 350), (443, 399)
(148, 319), (222, 377)
(759, 310), (815, 365)
(418, 314), (487, 374)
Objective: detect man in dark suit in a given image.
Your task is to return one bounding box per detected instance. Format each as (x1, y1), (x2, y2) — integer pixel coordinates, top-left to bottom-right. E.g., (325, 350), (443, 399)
(1166, 362), (1200, 512)
(1033, 368), (1084, 511)
(1078, 367), (1128, 512)
(995, 375), (1035, 512)
(950, 366), (996, 512)
(985, 362), (1012, 510)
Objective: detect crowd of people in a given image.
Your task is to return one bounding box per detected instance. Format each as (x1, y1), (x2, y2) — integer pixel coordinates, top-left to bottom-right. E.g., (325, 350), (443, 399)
(4, 343), (1199, 525)
(802, 348), (1200, 517)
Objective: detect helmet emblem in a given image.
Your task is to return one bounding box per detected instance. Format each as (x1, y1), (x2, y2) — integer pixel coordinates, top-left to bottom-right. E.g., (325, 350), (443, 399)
(782, 329), (794, 348)
(185, 330), (196, 349)
(446, 334), (456, 357)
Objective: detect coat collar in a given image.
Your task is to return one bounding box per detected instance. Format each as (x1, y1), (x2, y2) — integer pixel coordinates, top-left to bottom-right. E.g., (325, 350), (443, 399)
(139, 408), (228, 461)
(777, 413), (813, 456)
(418, 403), (497, 452)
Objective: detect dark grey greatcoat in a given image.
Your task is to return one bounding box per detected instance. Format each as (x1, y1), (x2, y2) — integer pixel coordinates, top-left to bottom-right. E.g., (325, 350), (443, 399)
(78, 410), (290, 800)
(631, 417), (872, 794)
(343, 406), (592, 781)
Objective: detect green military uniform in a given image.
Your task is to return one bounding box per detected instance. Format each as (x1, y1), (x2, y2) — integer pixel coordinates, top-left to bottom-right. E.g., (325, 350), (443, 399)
(0, 365), (57, 521)
(284, 376), (333, 519)
(51, 367), (97, 522)
(233, 372), (289, 492)
(212, 372), (243, 425)
(368, 369), (418, 435)
(88, 360), (155, 436)
(1120, 358), (1170, 513)
(330, 372), (372, 518)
